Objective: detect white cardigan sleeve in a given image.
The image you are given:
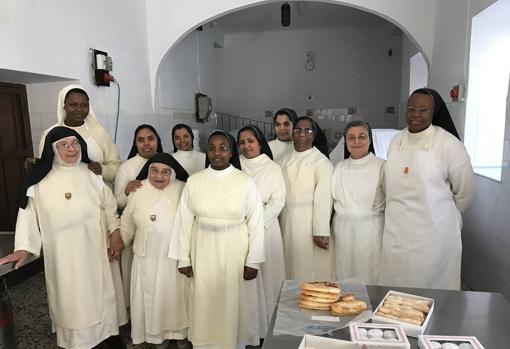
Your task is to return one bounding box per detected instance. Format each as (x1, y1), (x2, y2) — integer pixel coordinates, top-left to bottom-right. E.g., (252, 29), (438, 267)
(168, 185), (194, 268)
(312, 159), (333, 236)
(14, 196), (42, 257)
(114, 164), (130, 209)
(120, 195), (136, 246)
(262, 166), (286, 228)
(244, 179), (265, 268)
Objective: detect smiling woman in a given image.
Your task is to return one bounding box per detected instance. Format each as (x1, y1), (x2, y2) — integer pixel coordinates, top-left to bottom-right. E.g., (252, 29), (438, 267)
(120, 152), (189, 347)
(332, 120), (385, 285)
(169, 129), (265, 349)
(38, 84), (121, 185)
(238, 125), (285, 337)
(171, 123), (206, 175)
(0, 127), (126, 349)
(379, 88), (475, 290)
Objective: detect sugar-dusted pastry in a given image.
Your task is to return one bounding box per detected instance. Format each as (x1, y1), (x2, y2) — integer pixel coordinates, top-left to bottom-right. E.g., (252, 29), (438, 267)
(331, 299), (367, 316)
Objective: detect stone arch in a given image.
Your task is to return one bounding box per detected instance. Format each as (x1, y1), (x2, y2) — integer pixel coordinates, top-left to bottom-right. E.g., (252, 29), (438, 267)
(148, 0), (432, 106)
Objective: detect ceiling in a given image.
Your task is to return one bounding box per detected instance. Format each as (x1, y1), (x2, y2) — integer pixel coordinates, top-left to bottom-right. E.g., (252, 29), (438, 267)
(0, 68), (74, 84)
(212, 1), (396, 33)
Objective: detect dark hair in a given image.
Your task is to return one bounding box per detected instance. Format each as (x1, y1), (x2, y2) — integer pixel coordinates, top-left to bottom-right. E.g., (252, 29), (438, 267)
(343, 120), (372, 140)
(274, 108), (298, 125)
(171, 123), (194, 152)
(294, 116), (317, 138)
(294, 116), (329, 158)
(343, 120), (376, 159)
(206, 130), (241, 170)
(237, 125), (273, 160)
(64, 88), (89, 102)
(127, 124), (163, 159)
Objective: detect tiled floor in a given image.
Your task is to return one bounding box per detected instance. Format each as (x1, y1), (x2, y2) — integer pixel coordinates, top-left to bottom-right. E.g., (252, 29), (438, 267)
(8, 271), (165, 348)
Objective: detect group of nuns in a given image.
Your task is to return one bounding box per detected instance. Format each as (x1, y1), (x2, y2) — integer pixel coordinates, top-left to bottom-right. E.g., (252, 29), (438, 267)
(0, 84), (475, 349)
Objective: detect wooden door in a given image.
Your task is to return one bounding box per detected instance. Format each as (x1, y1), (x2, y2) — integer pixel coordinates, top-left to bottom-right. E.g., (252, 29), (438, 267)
(0, 83), (33, 231)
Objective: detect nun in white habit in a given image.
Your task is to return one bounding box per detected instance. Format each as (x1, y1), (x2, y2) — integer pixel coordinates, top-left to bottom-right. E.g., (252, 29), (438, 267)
(171, 123), (206, 175)
(114, 124), (164, 305)
(169, 130), (265, 349)
(278, 116), (335, 281)
(268, 108), (297, 162)
(39, 84), (121, 184)
(0, 127), (126, 349)
(38, 87), (127, 326)
(332, 121), (385, 285)
(237, 125), (286, 336)
(379, 88), (475, 290)
(114, 124), (164, 210)
(120, 153), (189, 347)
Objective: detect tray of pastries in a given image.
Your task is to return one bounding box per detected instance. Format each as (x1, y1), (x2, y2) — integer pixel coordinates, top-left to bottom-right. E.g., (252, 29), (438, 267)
(299, 282), (368, 316)
(372, 290), (434, 338)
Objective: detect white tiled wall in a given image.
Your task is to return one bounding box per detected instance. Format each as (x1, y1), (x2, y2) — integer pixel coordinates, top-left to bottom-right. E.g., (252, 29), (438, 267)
(25, 81), (219, 160)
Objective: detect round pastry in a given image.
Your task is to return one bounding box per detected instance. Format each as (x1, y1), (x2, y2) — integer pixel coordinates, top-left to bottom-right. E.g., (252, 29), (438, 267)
(358, 328), (368, 338)
(300, 289), (340, 300)
(301, 281), (341, 295)
(300, 294), (338, 304)
(338, 299), (367, 309)
(367, 328), (384, 339)
(299, 299), (332, 310)
(383, 330), (397, 339)
(429, 342), (441, 349)
(340, 292), (356, 301)
(331, 300), (367, 316)
(459, 344), (474, 349)
(441, 343), (459, 349)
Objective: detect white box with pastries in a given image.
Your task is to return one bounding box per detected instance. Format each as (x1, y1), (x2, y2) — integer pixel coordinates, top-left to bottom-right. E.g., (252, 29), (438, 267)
(297, 334), (357, 349)
(349, 323), (410, 349)
(418, 335), (485, 349)
(371, 290), (434, 338)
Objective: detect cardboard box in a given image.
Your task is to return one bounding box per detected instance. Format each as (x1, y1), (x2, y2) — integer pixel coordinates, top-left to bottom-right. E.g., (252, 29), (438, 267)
(371, 290), (434, 338)
(349, 323), (410, 349)
(298, 334), (357, 349)
(418, 335), (485, 349)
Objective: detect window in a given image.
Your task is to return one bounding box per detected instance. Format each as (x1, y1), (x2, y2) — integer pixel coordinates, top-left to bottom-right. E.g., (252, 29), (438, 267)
(464, 0), (510, 181)
(409, 52), (428, 95)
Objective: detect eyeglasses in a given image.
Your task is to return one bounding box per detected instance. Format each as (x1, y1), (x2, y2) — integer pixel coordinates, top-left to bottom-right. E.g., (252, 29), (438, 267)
(346, 133), (369, 143)
(293, 128), (314, 136)
(406, 106), (431, 114)
(207, 145), (231, 153)
(56, 140), (81, 151)
(149, 167), (172, 176)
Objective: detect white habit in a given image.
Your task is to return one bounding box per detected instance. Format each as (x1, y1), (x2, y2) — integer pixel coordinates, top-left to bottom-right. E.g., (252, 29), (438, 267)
(169, 166), (265, 349)
(172, 150), (206, 175)
(114, 153), (148, 304)
(332, 153), (385, 285)
(240, 154), (286, 336)
(121, 179), (188, 345)
(14, 164), (123, 349)
(114, 154), (148, 210)
(39, 84), (121, 184)
(279, 147), (335, 281)
(268, 139), (294, 163)
(379, 125), (475, 290)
